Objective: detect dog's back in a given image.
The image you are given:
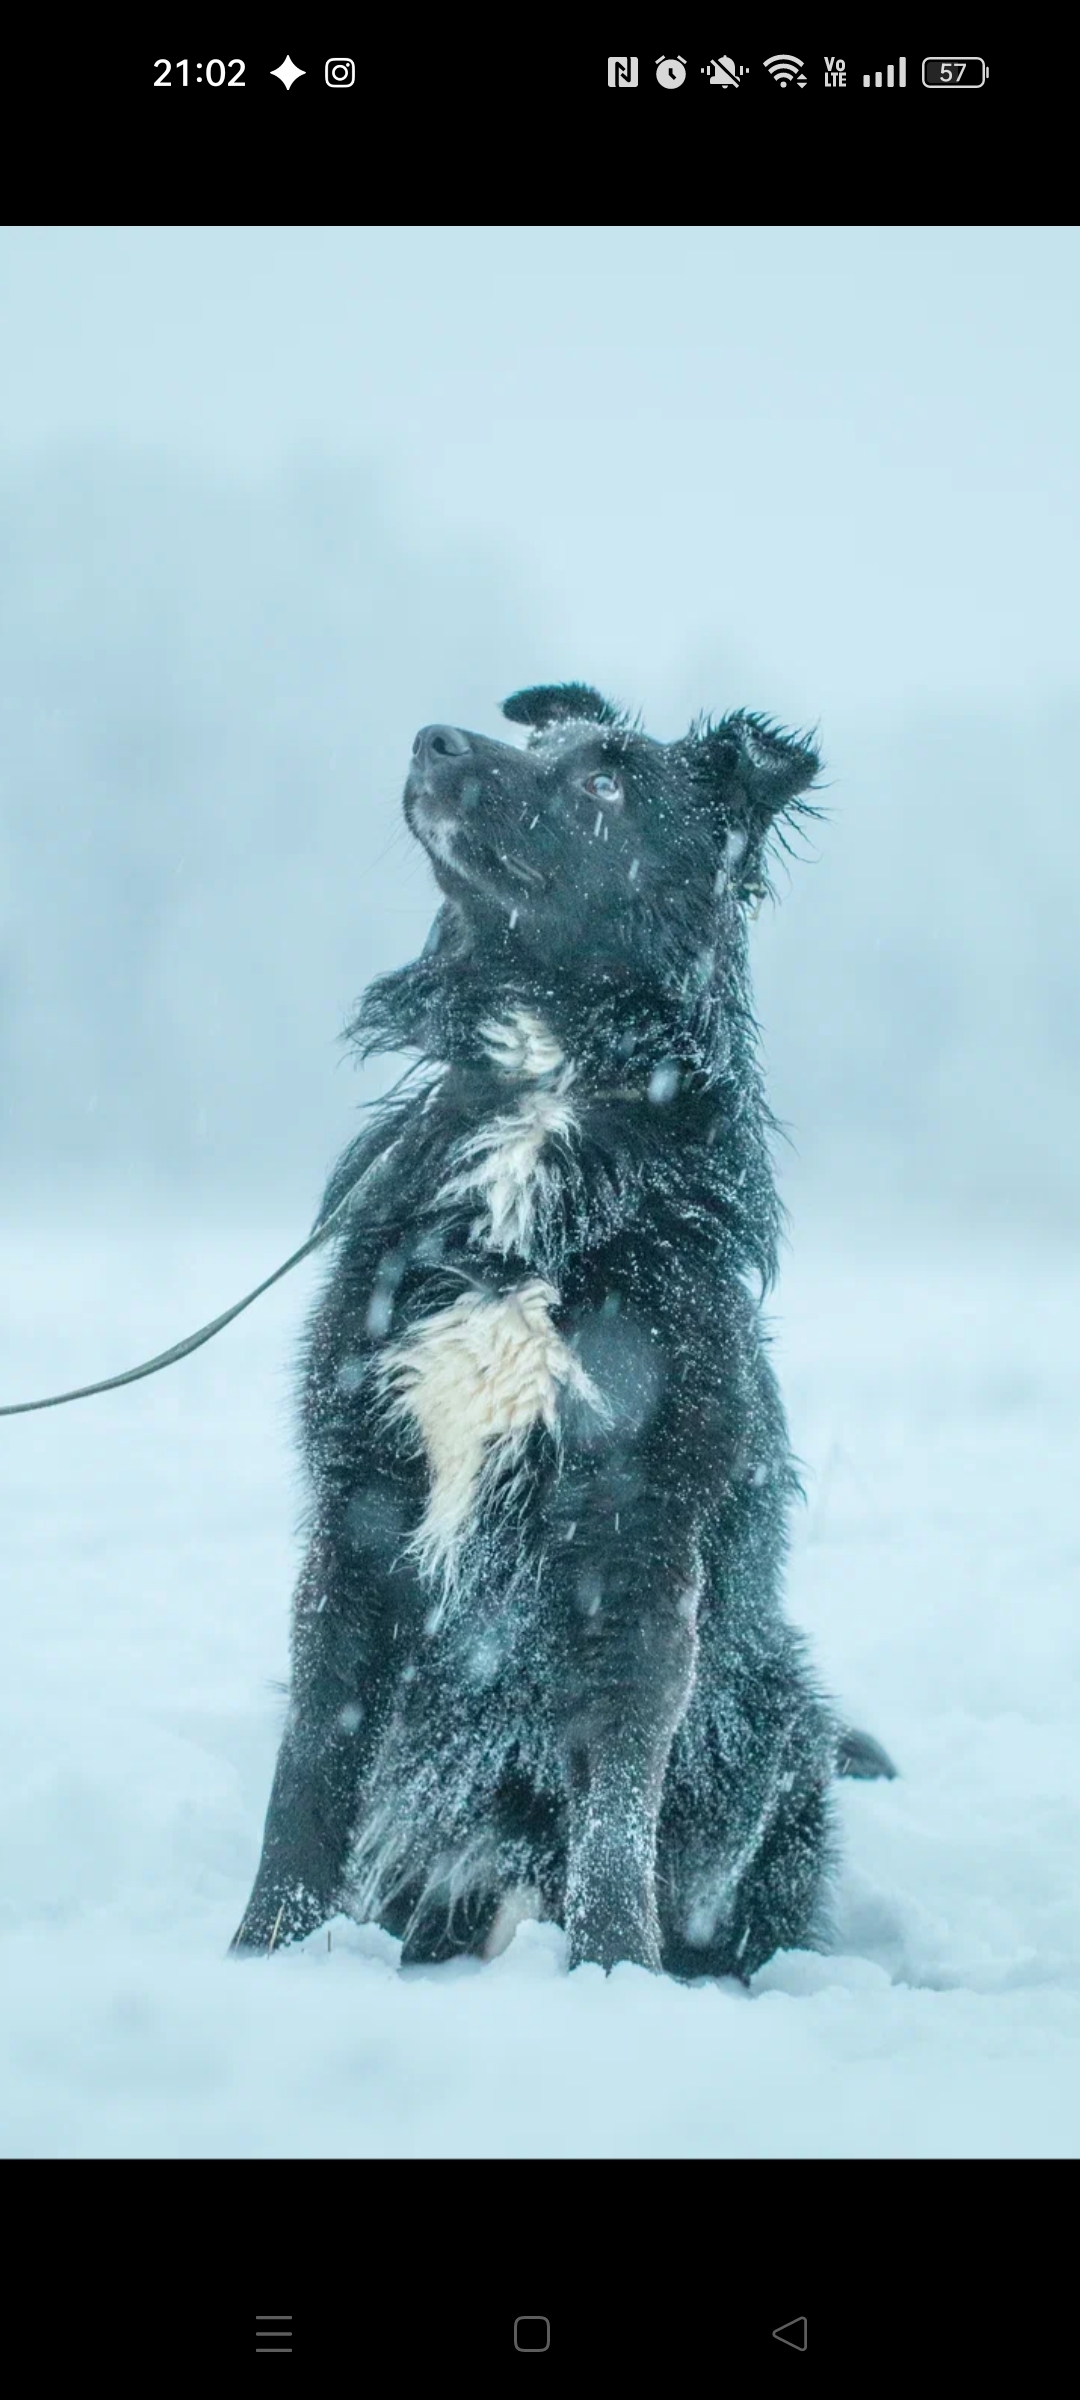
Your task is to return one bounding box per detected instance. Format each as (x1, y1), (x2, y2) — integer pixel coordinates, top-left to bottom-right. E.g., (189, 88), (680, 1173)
(233, 684), (882, 1977)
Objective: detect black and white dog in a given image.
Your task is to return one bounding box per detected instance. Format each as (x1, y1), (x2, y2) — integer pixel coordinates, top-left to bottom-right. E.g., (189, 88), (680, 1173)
(232, 682), (892, 1978)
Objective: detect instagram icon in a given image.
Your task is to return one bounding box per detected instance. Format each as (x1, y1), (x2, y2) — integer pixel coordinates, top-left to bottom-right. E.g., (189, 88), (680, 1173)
(324, 58), (355, 85)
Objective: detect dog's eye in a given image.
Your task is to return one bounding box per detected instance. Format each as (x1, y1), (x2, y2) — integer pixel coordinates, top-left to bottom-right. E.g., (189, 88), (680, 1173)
(582, 772), (624, 806)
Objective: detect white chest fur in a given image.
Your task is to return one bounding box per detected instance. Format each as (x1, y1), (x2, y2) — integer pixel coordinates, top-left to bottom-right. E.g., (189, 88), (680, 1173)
(377, 1276), (607, 1590)
(435, 1009), (578, 1260)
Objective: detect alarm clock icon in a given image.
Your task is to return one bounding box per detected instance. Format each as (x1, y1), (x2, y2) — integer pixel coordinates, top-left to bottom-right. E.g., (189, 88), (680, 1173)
(655, 56), (687, 87)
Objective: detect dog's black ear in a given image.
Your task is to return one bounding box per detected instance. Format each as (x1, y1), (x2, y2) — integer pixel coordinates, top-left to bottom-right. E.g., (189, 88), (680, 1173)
(502, 683), (623, 732)
(693, 711), (821, 821)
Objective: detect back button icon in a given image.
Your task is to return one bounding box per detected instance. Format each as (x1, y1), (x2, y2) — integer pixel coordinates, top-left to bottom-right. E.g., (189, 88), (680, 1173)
(772, 2317), (808, 2351)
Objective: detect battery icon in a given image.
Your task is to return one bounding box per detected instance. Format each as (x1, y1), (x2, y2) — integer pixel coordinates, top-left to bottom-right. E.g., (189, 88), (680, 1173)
(922, 57), (987, 86)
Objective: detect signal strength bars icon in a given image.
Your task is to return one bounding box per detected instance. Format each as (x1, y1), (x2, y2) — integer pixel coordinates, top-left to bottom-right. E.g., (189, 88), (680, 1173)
(764, 54), (806, 85)
(863, 58), (906, 85)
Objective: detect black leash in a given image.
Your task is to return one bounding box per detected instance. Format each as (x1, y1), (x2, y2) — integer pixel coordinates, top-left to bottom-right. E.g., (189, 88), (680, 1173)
(0, 1068), (717, 1420)
(0, 1178), (373, 1418)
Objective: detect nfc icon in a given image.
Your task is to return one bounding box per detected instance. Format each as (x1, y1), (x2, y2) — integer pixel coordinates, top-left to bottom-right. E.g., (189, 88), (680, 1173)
(608, 57), (638, 86)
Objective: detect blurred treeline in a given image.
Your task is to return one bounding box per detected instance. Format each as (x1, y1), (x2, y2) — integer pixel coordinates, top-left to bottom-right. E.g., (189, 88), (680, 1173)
(2, 446), (1076, 1232)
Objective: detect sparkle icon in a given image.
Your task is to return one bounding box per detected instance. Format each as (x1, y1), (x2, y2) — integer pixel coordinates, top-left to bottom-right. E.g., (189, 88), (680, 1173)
(271, 56), (305, 88)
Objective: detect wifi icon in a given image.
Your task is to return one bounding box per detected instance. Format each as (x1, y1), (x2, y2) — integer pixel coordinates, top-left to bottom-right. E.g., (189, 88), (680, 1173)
(764, 54), (807, 85)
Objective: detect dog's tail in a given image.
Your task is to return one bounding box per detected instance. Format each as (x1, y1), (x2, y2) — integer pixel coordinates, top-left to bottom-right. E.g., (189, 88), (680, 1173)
(835, 1725), (898, 1780)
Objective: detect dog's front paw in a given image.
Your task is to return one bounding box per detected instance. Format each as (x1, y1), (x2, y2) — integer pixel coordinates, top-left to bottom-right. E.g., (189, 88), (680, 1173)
(227, 1884), (325, 1957)
(566, 1903), (663, 1975)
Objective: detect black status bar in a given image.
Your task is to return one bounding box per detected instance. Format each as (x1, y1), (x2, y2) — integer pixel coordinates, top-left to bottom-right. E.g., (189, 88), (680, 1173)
(141, 51), (990, 95)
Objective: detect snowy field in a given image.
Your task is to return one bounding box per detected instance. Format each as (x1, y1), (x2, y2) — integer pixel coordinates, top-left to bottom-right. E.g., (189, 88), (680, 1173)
(1, 1211), (1078, 2158)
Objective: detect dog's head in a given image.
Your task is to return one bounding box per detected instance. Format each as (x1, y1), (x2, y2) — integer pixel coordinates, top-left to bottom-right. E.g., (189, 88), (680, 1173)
(403, 683), (820, 977)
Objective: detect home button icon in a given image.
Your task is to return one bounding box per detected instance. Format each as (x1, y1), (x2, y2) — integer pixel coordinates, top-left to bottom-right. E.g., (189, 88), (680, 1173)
(514, 2317), (551, 2352)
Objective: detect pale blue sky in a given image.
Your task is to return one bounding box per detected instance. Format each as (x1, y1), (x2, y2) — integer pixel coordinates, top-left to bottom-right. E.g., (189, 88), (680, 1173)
(2, 224), (1076, 729)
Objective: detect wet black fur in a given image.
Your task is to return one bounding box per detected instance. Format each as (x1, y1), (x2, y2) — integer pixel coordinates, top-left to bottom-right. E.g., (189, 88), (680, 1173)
(232, 684), (893, 1978)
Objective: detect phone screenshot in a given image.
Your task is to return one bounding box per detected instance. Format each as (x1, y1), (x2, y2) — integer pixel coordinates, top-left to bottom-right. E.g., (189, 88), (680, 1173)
(0, 28), (1069, 2376)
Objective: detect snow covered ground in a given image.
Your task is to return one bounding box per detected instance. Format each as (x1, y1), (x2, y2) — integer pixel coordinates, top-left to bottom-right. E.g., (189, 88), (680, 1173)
(1, 1212), (1078, 2157)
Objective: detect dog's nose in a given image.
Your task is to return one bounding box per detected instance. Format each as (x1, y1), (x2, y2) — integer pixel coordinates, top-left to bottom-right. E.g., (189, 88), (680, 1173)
(412, 724), (472, 767)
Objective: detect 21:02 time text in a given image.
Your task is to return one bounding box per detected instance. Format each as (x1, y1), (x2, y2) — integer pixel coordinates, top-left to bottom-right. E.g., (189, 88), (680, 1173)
(153, 61), (245, 84)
